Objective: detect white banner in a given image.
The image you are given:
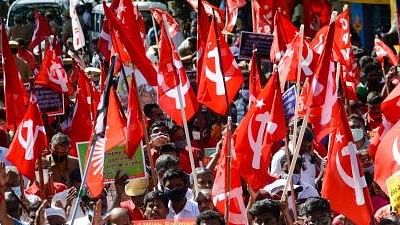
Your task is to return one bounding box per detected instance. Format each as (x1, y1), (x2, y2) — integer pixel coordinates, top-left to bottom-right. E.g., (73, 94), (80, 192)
(70, 0), (85, 50)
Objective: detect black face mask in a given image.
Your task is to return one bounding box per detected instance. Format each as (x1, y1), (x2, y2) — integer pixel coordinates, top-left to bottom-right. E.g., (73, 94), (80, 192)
(52, 153), (68, 164)
(164, 187), (188, 202)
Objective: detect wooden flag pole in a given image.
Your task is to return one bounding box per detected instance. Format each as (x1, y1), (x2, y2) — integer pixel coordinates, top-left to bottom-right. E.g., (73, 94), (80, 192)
(161, 17), (199, 190)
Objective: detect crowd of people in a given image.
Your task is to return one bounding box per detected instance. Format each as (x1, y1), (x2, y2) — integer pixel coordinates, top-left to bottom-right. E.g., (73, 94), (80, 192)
(1, 0), (400, 225)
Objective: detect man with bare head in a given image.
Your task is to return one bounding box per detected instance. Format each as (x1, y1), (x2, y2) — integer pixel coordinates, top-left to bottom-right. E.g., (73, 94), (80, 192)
(107, 208), (130, 225)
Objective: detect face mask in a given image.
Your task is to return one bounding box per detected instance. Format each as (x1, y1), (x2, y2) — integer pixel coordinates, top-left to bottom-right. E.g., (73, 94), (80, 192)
(35, 169), (49, 184)
(241, 89), (249, 100)
(351, 128), (364, 142)
(192, 131), (201, 141)
(164, 187), (188, 202)
(174, 140), (187, 149)
(11, 186), (21, 197)
(52, 153), (68, 164)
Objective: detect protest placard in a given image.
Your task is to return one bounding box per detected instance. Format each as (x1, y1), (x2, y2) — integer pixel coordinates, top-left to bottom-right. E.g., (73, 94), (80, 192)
(34, 87), (65, 116)
(76, 142), (146, 183)
(386, 172), (400, 212)
(238, 31), (273, 60)
(282, 85), (297, 121)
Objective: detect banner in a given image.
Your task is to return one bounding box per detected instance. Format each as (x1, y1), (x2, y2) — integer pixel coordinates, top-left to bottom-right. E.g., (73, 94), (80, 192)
(34, 87), (65, 116)
(282, 85), (297, 121)
(76, 142), (146, 183)
(239, 31), (273, 60)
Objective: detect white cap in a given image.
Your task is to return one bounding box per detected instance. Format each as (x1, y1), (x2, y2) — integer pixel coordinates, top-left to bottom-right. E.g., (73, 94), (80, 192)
(45, 207), (66, 219)
(262, 179), (302, 194)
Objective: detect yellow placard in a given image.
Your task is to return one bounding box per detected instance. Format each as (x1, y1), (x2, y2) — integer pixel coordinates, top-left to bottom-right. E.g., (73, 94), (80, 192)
(386, 172), (400, 212)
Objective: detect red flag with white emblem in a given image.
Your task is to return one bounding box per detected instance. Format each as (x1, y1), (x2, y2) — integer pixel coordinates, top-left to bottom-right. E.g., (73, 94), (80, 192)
(277, 32), (319, 90)
(374, 37), (399, 66)
(374, 119), (400, 195)
(151, 8), (181, 43)
(381, 83), (400, 124)
(6, 98), (48, 180)
(98, 0), (119, 61)
(334, 9), (352, 68)
(197, 18), (243, 115)
(248, 51), (262, 108)
(157, 24), (199, 125)
(212, 133), (248, 225)
(103, 1), (158, 86)
(35, 46), (70, 93)
(252, 0), (273, 34)
(306, 21), (337, 142)
(1, 23), (28, 131)
(66, 67), (94, 157)
(30, 11), (52, 50)
(234, 73), (284, 191)
(322, 102), (373, 225)
(270, 11), (297, 63)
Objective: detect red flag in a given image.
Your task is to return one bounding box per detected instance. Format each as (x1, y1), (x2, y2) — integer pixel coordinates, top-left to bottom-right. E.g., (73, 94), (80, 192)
(151, 8), (181, 41)
(30, 11), (52, 50)
(277, 32), (318, 90)
(197, 18), (243, 115)
(270, 11), (297, 63)
(224, 0), (246, 32)
(1, 24), (28, 131)
(35, 46), (70, 93)
(234, 73), (284, 191)
(157, 25), (199, 125)
(381, 83), (400, 124)
(303, 0), (331, 37)
(197, 0), (210, 85)
(212, 133), (248, 225)
(369, 118), (392, 160)
(103, 1), (158, 86)
(248, 51), (262, 108)
(126, 78), (144, 158)
(306, 21), (337, 142)
(104, 88), (127, 151)
(341, 62), (359, 101)
(374, 37), (399, 66)
(98, 0), (119, 61)
(66, 68), (94, 157)
(334, 9), (352, 67)
(322, 102), (373, 225)
(252, 0), (291, 34)
(374, 119), (400, 194)
(6, 98), (48, 180)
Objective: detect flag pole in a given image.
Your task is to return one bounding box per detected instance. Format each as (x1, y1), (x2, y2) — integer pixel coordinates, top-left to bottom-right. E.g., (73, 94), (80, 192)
(212, 9), (232, 224)
(69, 56), (116, 225)
(161, 17), (199, 190)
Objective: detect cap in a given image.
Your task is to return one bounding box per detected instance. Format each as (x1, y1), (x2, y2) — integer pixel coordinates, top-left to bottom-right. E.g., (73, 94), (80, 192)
(45, 207), (66, 219)
(84, 67), (102, 74)
(262, 179), (302, 195)
(125, 177), (149, 197)
(299, 197), (330, 216)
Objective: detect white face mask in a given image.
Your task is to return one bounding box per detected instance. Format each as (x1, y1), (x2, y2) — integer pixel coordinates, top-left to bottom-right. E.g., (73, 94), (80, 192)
(35, 169), (49, 184)
(351, 128), (364, 142)
(192, 131), (201, 141)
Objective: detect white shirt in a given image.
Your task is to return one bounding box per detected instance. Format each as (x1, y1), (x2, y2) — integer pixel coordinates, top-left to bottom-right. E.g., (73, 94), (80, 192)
(270, 148), (286, 176)
(300, 153), (317, 187)
(166, 199), (200, 220)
